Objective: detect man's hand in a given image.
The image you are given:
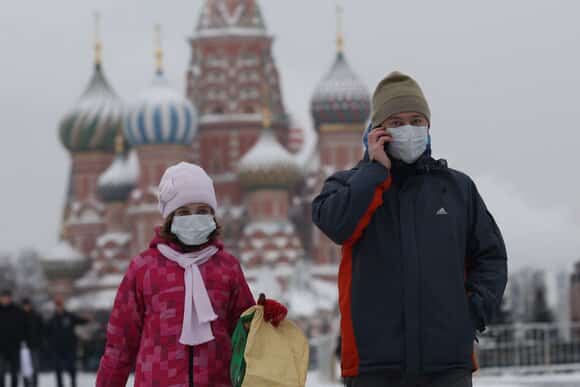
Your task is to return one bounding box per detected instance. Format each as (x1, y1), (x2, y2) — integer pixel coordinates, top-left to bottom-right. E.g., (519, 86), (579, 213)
(368, 127), (392, 169)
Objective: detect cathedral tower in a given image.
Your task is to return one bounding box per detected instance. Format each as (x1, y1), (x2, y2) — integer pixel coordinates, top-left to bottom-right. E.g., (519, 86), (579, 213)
(187, 0), (289, 207)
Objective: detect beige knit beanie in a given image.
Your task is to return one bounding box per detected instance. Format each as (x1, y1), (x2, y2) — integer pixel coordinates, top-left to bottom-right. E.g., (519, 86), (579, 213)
(371, 71), (431, 127)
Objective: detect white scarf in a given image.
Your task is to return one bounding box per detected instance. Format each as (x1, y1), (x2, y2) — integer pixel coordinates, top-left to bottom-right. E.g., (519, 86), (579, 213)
(157, 243), (219, 346)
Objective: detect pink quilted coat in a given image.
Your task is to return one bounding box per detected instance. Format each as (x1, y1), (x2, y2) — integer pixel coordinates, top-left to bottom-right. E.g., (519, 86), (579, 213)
(96, 232), (255, 387)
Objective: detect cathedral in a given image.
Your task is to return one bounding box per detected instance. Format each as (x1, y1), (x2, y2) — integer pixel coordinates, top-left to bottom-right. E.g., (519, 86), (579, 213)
(41, 0), (372, 338)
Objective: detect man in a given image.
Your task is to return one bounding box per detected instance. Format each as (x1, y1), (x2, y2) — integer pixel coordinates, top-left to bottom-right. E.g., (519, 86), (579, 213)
(21, 299), (43, 387)
(0, 290), (25, 387)
(312, 71), (507, 387)
(45, 297), (89, 387)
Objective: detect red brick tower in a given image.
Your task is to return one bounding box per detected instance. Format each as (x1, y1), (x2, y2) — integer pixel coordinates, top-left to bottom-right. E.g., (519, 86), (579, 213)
(94, 133), (138, 269)
(186, 0), (289, 211)
(125, 26), (199, 255)
(57, 19), (122, 257)
(237, 105), (303, 293)
(309, 7), (371, 277)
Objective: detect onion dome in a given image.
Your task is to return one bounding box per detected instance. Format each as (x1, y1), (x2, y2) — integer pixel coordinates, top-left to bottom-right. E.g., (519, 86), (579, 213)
(97, 134), (139, 202)
(125, 25), (198, 147)
(41, 239), (89, 280)
(310, 7), (370, 129)
(310, 52), (370, 129)
(238, 111), (301, 189)
(59, 26), (123, 153)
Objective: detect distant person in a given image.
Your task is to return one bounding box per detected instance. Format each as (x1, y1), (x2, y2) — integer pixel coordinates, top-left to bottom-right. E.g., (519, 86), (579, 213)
(45, 297), (89, 387)
(312, 71), (508, 387)
(20, 299), (43, 387)
(96, 162), (286, 386)
(0, 290), (25, 387)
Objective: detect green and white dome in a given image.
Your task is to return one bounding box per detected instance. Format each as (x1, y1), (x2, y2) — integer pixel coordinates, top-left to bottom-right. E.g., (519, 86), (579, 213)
(59, 63), (123, 153)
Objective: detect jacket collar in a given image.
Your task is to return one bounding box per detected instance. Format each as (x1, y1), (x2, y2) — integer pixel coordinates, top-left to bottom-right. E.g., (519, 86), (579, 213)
(361, 150), (445, 176)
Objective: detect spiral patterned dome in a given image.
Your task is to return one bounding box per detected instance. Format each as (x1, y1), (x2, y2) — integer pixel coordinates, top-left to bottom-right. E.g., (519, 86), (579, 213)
(310, 52), (371, 129)
(59, 64), (123, 153)
(125, 73), (198, 147)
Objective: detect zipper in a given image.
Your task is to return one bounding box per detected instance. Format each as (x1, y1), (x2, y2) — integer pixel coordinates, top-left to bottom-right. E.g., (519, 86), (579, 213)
(189, 345), (194, 387)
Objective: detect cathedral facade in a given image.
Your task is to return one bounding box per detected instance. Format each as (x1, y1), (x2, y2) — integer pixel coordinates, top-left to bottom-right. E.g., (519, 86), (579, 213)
(43, 0), (371, 338)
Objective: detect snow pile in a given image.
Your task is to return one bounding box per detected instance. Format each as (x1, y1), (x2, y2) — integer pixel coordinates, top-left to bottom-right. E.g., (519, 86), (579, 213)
(286, 262), (337, 318)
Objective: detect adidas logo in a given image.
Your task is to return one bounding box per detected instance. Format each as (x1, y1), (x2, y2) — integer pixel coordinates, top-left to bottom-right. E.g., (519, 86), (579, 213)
(436, 208), (448, 216)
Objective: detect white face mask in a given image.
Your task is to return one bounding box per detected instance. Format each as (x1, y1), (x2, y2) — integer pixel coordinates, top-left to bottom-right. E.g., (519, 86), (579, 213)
(171, 214), (217, 246)
(387, 125), (429, 164)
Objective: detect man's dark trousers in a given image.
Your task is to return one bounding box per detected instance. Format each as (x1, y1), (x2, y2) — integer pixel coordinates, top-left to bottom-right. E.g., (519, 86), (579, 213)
(345, 369), (472, 387)
(53, 351), (77, 387)
(0, 352), (19, 387)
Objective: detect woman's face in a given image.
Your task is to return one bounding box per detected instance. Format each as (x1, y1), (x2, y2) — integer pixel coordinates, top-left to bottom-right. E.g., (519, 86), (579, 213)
(174, 203), (213, 217)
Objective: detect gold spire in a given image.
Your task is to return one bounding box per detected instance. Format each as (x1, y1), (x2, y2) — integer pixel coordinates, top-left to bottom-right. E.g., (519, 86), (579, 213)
(59, 220), (67, 240)
(94, 11), (102, 65)
(114, 131), (124, 154)
(336, 3), (344, 54)
(261, 83), (271, 128)
(154, 24), (163, 74)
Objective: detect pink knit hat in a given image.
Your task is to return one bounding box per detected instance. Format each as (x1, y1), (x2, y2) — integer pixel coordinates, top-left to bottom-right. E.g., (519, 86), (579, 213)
(158, 162), (218, 218)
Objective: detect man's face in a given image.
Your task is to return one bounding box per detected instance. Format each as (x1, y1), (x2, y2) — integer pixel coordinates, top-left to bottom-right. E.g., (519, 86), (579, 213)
(54, 298), (64, 313)
(0, 295), (12, 306)
(381, 112), (429, 129)
(23, 304), (31, 312)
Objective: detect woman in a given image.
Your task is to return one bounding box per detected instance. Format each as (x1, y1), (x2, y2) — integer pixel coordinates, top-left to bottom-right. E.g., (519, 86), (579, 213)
(96, 162), (285, 387)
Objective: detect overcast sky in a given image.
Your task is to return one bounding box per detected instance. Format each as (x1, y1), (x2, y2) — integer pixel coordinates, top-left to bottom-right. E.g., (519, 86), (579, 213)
(1, 0), (579, 272)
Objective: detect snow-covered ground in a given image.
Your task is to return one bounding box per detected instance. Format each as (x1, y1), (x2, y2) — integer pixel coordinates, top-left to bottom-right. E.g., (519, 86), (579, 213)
(35, 371), (580, 386)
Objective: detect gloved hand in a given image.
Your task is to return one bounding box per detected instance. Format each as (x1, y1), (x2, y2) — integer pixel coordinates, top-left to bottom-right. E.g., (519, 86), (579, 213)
(258, 293), (287, 327)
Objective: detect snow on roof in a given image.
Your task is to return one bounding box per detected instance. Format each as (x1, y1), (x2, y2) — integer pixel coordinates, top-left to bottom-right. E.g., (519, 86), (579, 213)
(243, 220), (295, 236)
(195, 27), (268, 38)
(75, 272), (124, 289)
(67, 288), (118, 311)
(238, 128), (299, 173)
(43, 240), (85, 262)
(67, 208), (103, 225)
(199, 113), (262, 124)
(127, 203), (159, 215)
(98, 150), (139, 189)
(96, 232), (132, 248)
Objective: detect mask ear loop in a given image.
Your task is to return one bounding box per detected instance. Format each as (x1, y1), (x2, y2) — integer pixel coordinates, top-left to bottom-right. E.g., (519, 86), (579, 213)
(426, 121), (432, 155)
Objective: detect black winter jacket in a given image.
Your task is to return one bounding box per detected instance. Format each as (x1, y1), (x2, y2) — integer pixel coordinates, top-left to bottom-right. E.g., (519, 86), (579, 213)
(23, 309), (45, 349)
(312, 154), (507, 377)
(46, 311), (88, 354)
(0, 303), (26, 356)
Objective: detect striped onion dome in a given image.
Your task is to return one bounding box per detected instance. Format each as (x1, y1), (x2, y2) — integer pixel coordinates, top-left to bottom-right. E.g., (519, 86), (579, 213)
(237, 127), (301, 189)
(124, 72), (198, 147)
(59, 64), (123, 153)
(310, 52), (370, 129)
